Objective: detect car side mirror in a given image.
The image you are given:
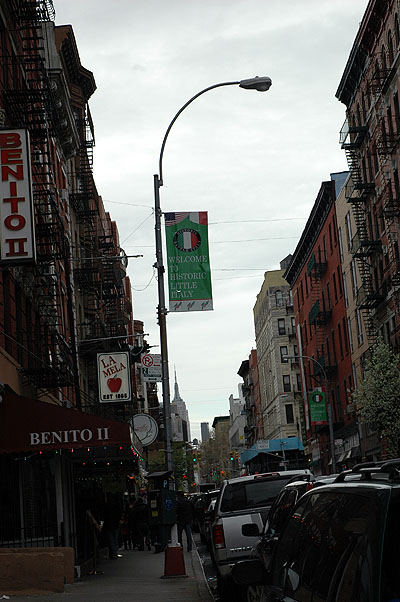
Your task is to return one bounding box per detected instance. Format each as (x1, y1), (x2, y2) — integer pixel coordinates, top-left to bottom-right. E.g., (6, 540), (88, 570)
(262, 535), (278, 554)
(242, 523), (260, 537)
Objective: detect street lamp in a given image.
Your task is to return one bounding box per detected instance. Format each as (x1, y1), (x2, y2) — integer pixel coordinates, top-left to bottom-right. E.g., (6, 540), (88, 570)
(154, 77), (272, 475)
(284, 354), (336, 473)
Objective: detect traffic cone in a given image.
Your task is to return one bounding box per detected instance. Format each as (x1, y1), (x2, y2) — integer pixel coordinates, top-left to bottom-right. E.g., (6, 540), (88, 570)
(161, 543), (187, 578)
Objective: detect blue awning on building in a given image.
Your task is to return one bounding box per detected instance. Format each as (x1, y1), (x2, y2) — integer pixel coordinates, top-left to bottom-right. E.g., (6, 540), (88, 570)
(241, 437), (304, 464)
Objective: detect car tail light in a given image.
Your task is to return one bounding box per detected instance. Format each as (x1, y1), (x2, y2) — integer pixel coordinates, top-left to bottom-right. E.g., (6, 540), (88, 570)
(213, 524), (225, 549)
(306, 482), (314, 492)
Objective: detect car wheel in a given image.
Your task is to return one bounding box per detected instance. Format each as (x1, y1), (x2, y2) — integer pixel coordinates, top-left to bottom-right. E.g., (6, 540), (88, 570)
(246, 584), (267, 602)
(217, 575), (242, 602)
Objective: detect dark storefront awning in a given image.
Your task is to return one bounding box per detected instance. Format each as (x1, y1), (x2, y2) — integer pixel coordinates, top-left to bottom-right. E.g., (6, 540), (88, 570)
(0, 390), (142, 456)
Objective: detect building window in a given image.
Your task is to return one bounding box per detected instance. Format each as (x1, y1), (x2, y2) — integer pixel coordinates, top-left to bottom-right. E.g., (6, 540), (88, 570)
(296, 373), (302, 392)
(285, 404), (294, 424)
(352, 363), (357, 389)
(343, 271), (349, 308)
(335, 385), (343, 421)
(350, 261), (357, 298)
(331, 330), (337, 363)
(345, 212), (353, 250)
(283, 375), (291, 393)
(280, 346), (288, 362)
(337, 267), (343, 296)
(333, 272), (338, 303)
(275, 290), (283, 307)
(356, 309), (363, 345)
(338, 227), (344, 261)
(338, 322), (344, 359)
(325, 337), (331, 366)
(278, 318), (285, 335)
(342, 317), (349, 353)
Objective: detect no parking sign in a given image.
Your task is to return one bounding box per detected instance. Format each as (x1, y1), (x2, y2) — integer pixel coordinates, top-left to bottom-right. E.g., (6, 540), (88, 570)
(141, 353), (162, 382)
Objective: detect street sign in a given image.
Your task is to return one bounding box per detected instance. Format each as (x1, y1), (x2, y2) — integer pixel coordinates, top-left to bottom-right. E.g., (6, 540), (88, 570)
(97, 351), (132, 403)
(129, 413), (159, 446)
(141, 353), (162, 382)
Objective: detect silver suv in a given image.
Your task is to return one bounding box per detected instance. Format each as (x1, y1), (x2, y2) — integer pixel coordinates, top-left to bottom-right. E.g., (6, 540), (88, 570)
(211, 469), (312, 601)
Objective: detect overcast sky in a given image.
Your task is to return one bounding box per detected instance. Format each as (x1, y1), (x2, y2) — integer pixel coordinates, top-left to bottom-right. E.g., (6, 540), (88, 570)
(53, 1), (367, 441)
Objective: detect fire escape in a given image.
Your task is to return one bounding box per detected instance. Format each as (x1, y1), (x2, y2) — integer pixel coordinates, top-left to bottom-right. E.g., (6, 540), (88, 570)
(339, 50), (388, 344)
(3, 0), (75, 389)
(307, 249), (336, 386)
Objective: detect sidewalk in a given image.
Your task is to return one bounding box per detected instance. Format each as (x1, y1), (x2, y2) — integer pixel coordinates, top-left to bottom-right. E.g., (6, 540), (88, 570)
(2, 544), (213, 602)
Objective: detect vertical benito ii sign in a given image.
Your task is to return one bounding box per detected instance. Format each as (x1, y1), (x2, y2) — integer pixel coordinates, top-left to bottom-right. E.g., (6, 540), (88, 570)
(97, 352), (132, 403)
(165, 211), (213, 312)
(0, 130), (36, 264)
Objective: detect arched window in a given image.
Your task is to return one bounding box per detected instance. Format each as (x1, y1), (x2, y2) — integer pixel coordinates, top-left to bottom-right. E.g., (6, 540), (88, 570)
(356, 103), (362, 126)
(361, 90), (367, 118)
(395, 14), (400, 47)
(388, 30), (394, 64)
(381, 44), (387, 72)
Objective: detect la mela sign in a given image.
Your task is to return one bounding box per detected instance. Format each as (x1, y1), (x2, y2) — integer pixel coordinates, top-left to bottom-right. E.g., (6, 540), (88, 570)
(97, 351), (132, 403)
(0, 130), (36, 264)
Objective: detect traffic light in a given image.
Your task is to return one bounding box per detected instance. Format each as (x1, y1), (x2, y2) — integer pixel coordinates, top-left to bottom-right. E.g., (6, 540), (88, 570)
(193, 454), (197, 462)
(220, 470), (225, 475)
(230, 452), (234, 461)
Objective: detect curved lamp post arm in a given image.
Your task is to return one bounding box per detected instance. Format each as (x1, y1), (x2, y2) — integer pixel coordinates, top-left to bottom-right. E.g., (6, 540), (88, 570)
(157, 76), (272, 184)
(158, 81), (238, 185)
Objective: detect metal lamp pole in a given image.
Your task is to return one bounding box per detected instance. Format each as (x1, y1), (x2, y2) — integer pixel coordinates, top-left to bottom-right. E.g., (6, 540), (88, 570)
(285, 354), (336, 473)
(154, 77), (272, 475)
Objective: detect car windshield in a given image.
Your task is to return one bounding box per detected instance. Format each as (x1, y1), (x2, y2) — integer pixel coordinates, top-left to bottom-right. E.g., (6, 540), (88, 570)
(220, 476), (296, 512)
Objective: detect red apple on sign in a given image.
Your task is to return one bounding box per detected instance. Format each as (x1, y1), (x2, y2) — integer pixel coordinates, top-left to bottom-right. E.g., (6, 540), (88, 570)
(107, 376), (122, 392)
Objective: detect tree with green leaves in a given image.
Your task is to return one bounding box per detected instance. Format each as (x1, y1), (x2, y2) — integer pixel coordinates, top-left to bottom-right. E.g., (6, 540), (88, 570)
(147, 441), (193, 490)
(352, 338), (400, 458)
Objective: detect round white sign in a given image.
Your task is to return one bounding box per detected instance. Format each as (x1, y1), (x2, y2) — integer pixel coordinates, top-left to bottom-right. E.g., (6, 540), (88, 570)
(130, 413), (159, 446)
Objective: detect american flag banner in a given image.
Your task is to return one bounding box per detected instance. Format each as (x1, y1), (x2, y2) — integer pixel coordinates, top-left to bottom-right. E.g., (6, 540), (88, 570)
(164, 211), (213, 313)
(164, 211), (208, 226)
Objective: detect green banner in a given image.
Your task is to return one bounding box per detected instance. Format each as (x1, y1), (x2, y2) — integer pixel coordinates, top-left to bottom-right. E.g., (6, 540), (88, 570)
(309, 389), (328, 425)
(164, 211), (213, 312)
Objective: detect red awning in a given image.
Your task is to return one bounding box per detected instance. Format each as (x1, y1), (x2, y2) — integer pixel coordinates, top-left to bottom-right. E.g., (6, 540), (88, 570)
(0, 390), (141, 455)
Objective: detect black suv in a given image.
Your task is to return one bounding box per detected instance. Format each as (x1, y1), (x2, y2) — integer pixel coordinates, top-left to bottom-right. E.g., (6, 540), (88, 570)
(233, 460), (400, 602)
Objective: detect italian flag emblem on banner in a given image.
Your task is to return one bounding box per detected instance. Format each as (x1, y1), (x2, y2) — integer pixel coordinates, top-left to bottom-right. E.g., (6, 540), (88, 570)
(164, 211), (213, 312)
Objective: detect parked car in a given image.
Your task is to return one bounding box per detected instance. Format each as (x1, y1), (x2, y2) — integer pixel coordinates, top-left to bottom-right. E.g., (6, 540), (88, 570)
(201, 497), (217, 549)
(193, 489), (219, 539)
(255, 474), (339, 563)
(233, 459), (400, 602)
(239, 473), (339, 601)
(210, 469), (312, 601)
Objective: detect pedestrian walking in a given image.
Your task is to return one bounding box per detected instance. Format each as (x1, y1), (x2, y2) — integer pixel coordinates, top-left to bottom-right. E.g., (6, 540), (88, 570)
(120, 511), (131, 550)
(130, 496), (150, 550)
(103, 492), (123, 559)
(176, 491), (194, 552)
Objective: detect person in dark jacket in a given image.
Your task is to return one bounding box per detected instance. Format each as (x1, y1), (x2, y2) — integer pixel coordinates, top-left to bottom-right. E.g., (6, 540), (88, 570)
(176, 491), (194, 552)
(130, 497), (150, 550)
(103, 493), (123, 559)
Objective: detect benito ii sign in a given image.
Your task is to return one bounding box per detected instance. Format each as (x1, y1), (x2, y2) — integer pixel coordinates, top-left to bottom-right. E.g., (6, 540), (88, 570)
(97, 352), (132, 403)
